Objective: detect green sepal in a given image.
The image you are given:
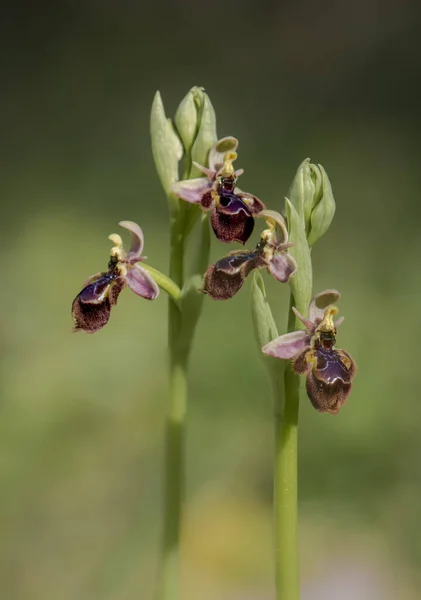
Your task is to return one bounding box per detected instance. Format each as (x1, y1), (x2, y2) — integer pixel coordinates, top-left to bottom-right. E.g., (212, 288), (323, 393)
(250, 271), (278, 348)
(307, 164), (336, 246)
(189, 93), (217, 178)
(150, 91), (183, 209)
(250, 272), (284, 392)
(174, 86), (205, 154)
(285, 198), (312, 316)
(287, 158), (315, 231)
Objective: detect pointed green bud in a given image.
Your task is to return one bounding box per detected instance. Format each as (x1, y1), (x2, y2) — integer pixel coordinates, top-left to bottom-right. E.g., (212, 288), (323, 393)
(287, 158), (336, 246)
(174, 86), (205, 153)
(173, 86), (217, 178)
(288, 157), (315, 228)
(150, 91), (183, 205)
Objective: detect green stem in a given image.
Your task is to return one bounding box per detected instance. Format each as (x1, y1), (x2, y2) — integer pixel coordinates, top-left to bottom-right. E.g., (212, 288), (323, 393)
(273, 292), (301, 600)
(158, 210), (188, 600)
(141, 264), (182, 303)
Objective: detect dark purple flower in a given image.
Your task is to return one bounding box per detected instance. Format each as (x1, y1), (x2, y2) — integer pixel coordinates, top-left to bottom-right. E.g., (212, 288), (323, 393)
(171, 137), (265, 244)
(262, 291), (356, 414)
(202, 210), (297, 300)
(72, 221), (159, 333)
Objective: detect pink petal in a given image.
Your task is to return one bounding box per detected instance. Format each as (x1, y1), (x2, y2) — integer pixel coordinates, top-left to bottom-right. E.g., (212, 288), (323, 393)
(208, 136), (239, 172)
(262, 330), (311, 359)
(125, 265), (159, 300)
(268, 252), (297, 283)
(118, 221), (144, 262)
(309, 289), (341, 322)
(171, 178), (212, 204)
(191, 161), (216, 180)
(292, 307), (315, 333)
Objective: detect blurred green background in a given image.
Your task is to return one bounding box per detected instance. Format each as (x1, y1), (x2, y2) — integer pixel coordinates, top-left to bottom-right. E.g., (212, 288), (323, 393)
(1, 1), (420, 598)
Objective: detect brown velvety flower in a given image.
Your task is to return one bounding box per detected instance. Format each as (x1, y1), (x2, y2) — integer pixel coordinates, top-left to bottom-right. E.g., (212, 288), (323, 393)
(72, 221), (159, 333)
(202, 210), (297, 300)
(171, 137), (265, 244)
(262, 291), (357, 414)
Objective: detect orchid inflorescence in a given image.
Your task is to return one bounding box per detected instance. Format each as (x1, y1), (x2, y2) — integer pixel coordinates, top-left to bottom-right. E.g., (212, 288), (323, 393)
(71, 86), (358, 600)
(72, 86), (356, 416)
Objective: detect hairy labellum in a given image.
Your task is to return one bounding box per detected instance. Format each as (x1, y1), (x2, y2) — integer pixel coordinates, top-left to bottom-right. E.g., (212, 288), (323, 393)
(203, 250), (265, 300)
(293, 336), (356, 414)
(171, 146), (265, 244)
(72, 270), (125, 333)
(210, 176), (265, 244)
(71, 221), (159, 334)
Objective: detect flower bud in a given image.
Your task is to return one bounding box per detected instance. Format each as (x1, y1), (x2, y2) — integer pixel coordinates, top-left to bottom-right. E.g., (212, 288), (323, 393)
(287, 158), (336, 246)
(288, 158), (315, 228)
(174, 86), (217, 179)
(174, 86), (205, 153)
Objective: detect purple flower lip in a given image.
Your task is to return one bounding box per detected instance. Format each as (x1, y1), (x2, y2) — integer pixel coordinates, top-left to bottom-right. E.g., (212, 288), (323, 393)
(202, 211), (297, 300)
(71, 221), (159, 333)
(202, 248), (266, 300)
(171, 138), (265, 244)
(262, 291), (356, 414)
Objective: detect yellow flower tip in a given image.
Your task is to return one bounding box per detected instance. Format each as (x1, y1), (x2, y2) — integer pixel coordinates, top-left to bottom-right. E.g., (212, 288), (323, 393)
(264, 217), (276, 230)
(317, 306), (339, 332)
(258, 210), (289, 242)
(108, 233), (123, 247)
(220, 151), (237, 176)
(108, 233), (125, 260)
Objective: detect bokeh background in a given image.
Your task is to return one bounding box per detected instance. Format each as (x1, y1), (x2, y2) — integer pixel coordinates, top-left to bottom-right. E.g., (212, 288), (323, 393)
(2, 1), (420, 598)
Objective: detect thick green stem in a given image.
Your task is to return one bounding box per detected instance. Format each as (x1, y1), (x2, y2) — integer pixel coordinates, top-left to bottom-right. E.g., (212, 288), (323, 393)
(274, 366), (300, 600)
(158, 211), (188, 600)
(273, 293), (302, 600)
(159, 348), (188, 600)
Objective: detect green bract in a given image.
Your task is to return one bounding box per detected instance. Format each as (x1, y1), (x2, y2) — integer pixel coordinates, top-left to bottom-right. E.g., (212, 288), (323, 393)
(150, 91), (183, 207)
(285, 198), (312, 317)
(189, 93), (217, 178)
(250, 271), (279, 349)
(307, 163), (335, 246)
(287, 158), (336, 246)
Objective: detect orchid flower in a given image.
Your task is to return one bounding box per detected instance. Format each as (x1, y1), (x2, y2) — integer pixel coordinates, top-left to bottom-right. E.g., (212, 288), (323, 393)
(72, 221), (159, 333)
(202, 210), (297, 300)
(171, 137), (265, 244)
(262, 290), (356, 414)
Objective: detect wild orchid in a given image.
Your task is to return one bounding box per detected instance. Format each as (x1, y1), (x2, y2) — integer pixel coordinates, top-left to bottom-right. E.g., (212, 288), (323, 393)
(172, 137), (265, 244)
(72, 221), (159, 333)
(71, 86), (356, 600)
(262, 290), (356, 414)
